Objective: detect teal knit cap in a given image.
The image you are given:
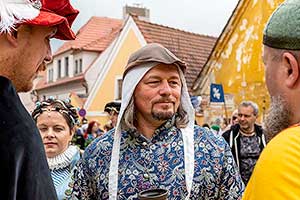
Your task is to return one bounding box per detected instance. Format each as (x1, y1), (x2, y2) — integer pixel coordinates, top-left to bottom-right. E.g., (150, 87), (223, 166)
(263, 0), (300, 50)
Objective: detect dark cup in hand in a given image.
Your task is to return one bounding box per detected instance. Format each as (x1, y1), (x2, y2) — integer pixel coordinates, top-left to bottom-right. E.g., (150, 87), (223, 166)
(138, 188), (168, 200)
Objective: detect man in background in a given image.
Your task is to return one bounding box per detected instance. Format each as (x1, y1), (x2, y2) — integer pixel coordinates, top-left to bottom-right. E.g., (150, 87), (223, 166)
(222, 101), (266, 185)
(104, 101), (121, 128)
(222, 109), (239, 133)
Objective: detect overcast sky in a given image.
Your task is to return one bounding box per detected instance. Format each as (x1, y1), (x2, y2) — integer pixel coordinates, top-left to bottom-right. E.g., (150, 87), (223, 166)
(52, 0), (239, 51)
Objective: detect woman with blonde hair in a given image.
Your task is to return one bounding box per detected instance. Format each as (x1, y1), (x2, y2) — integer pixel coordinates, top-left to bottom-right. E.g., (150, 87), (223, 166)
(32, 98), (80, 199)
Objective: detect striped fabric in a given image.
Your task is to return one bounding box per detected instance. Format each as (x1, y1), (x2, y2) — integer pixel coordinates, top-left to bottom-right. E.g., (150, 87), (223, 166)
(47, 146), (81, 199)
(51, 167), (70, 188)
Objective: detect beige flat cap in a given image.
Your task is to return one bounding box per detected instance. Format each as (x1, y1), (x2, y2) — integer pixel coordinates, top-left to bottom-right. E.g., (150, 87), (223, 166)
(123, 43), (187, 77)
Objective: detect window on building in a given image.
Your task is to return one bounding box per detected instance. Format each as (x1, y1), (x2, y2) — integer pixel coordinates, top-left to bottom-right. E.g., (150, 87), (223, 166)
(58, 59), (61, 78)
(79, 59), (83, 73)
(75, 60), (78, 74)
(65, 57), (69, 77)
(116, 78), (123, 100)
(48, 69), (50, 82)
(48, 68), (53, 82)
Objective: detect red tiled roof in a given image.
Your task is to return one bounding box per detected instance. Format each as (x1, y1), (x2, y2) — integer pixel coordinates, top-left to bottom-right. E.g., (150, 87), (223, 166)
(132, 16), (217, 92)
(38, 16), (216, 93)
(36, 17), (123, 91)
(54, 17), (123, 56)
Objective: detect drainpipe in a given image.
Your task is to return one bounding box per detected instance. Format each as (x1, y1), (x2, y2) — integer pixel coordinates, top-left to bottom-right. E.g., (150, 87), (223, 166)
(82, 81), (88, 97)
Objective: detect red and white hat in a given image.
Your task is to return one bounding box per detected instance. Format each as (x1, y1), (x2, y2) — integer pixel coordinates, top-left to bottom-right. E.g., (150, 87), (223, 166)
(0, 0), (79, 40)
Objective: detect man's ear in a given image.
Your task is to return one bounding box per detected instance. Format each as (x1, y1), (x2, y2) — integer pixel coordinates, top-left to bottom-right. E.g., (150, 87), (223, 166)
(5, 30), (18, 47)
(282, 52), (300, 88)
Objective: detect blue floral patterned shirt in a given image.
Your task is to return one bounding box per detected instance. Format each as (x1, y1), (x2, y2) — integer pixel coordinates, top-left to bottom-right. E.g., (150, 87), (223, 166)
(71, 119), (244, 199)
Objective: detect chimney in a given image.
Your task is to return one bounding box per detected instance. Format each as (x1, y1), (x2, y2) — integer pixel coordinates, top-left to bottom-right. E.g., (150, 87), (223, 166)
(123, 4), (150, 21)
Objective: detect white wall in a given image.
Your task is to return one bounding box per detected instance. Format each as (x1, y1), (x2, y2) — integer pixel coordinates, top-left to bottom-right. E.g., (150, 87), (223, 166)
(82, 51), (99, 72)
(84, 39), (116, 95)
(46, 62), (54, 82)
(39, 50), (99, 104)
(51, 51), (71, 81)
(37, 81), (86, 101)
(48, 50), (99, 84)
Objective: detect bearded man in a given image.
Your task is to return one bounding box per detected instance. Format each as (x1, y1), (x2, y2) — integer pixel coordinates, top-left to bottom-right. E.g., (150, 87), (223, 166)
(71, 43), (244, 199)
(243, 0), (300, 199)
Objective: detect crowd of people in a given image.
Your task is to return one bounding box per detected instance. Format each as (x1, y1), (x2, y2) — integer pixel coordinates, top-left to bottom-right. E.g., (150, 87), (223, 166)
(0, 0), (300, 199)
(71, 101), (121, 150)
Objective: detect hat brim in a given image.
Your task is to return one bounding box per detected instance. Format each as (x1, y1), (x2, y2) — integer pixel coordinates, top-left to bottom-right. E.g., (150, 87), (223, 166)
(24, 10), (78, 40)
(123, 43), (187, 77)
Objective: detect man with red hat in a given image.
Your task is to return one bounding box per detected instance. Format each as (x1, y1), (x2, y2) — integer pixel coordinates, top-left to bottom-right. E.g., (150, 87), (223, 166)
(0, 0), (78, 199)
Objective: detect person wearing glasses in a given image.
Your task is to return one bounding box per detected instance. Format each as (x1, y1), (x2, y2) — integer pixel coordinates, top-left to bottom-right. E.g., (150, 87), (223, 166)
(104, 101), (121, 128)
(222, 101), (266, 186)
(222, 109), (239, 133)
(231, 109), (239, 125)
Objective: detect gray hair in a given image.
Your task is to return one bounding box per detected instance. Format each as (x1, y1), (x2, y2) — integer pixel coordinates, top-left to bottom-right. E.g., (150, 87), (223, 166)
(266, 46), (300, 63)
(239, 100), (259, 116)
(121, 97), (189, 131)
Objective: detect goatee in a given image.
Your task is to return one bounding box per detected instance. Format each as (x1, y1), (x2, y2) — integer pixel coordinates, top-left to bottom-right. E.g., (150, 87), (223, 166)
(152, 110), (174, 121)
(263, 95), (292, 142)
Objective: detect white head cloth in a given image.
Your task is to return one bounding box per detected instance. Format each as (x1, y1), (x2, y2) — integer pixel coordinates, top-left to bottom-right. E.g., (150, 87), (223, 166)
(109, 62), (195, 199)
(0, 0), (40, 33)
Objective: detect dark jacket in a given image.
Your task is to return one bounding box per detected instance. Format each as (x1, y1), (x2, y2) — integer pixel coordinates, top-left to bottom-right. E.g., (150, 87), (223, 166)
(0, 76), (57, 200)
(222, 123), (266, 170)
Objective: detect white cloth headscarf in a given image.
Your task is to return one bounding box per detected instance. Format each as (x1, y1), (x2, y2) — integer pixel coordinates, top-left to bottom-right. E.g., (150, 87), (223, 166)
(109, 60), (195, 200)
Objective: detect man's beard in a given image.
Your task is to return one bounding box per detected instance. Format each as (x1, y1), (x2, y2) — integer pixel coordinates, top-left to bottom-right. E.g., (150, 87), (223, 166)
(264, 95), (292, 142)
(151, 109), (174, 121)
(151, 99), (176, 121)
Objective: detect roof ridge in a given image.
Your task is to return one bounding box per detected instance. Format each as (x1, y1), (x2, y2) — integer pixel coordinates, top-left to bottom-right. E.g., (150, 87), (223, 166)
(131, 15), (217, 39)
(83, 27), (121, 49)
(53, 16), (123, 56)
(76, 16), (122, 36)
(90, 16), (123, 21)
(129, 14), (217, 91)
(76, 17), (94, 36)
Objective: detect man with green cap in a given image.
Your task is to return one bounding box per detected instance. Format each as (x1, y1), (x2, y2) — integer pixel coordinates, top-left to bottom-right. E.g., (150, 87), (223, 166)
(243, 0), (300, 199)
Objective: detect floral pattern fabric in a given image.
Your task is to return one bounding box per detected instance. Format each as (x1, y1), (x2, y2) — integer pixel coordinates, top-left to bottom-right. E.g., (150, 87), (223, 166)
(239, 134), (261, 185)
(71, 120), (244, 199)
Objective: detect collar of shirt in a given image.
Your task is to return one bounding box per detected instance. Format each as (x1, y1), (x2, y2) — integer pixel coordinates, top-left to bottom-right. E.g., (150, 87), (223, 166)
(126, 115), (177, 145)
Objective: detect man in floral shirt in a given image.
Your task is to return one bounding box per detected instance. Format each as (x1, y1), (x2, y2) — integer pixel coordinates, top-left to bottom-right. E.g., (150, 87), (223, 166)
(71, 43), (244, 199)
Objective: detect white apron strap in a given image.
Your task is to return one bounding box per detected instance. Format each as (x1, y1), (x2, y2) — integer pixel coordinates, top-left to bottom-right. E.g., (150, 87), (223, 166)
(108, 128), (121, 199)
(181, 127), (195, 199)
